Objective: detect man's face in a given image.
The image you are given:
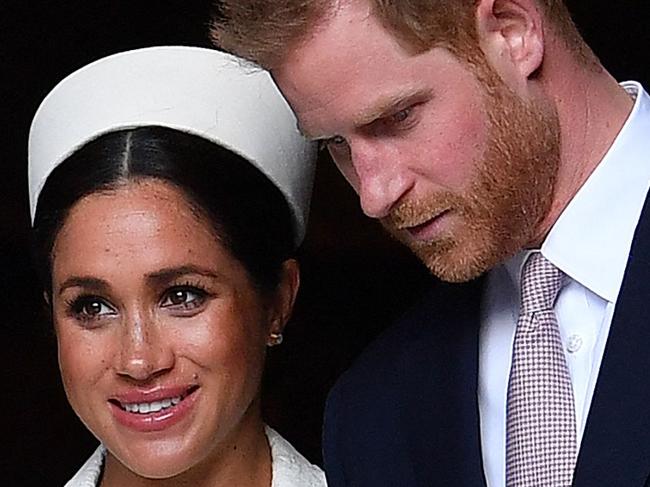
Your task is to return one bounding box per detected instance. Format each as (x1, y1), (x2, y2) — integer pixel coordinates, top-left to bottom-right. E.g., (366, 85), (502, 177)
(273, 1), (560, 282)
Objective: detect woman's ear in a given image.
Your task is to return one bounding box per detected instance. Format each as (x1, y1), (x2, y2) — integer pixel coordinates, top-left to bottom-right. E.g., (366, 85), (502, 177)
(475, 0), (545, 83)
(267, 259), (300, 346)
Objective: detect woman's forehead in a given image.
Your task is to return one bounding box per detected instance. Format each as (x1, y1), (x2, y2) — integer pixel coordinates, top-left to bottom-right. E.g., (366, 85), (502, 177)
(51, 180), (228, 279)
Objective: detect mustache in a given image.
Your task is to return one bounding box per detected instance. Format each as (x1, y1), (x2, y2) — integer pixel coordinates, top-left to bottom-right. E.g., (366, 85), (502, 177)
(382, 192), (466, 230)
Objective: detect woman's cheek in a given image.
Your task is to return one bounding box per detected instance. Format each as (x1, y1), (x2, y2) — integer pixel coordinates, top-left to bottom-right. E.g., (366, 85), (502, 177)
(58, 322), (111, 375)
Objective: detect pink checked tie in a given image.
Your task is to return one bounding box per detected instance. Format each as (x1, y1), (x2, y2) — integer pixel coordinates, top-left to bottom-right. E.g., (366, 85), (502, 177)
(505, 253), (577, 487)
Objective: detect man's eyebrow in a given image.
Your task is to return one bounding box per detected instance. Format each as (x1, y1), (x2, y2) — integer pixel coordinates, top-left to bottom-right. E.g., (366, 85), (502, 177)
(352, 88), (432, 128)
(297, 88), (432, 141)
(58, 277), (110, 296)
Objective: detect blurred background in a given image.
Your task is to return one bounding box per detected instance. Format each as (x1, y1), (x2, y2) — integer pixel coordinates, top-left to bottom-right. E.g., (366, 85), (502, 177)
(1, 1), (648, 484)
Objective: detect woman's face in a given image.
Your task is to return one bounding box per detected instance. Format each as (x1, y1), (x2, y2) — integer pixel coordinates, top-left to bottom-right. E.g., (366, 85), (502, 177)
(50, 179), (289, 478)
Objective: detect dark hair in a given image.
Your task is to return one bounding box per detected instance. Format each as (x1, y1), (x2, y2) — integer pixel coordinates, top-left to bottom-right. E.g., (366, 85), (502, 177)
(33, 126), (294, 295)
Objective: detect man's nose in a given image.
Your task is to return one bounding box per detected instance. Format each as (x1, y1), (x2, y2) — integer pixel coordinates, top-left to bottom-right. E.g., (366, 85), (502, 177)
(351, 140), (410, 219)
(116, 314), (174, 382)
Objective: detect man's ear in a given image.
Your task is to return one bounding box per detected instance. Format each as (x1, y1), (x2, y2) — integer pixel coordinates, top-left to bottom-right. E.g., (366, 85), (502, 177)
(475, 0), (545, 82)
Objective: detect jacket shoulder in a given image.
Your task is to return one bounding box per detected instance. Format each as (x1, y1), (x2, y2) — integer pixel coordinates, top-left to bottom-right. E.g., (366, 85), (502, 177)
(331, 277), (483, 402)
(322, 278), (484, 486)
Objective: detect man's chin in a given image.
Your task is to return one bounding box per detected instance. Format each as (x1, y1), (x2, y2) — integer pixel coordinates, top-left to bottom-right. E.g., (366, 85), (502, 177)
(421, 255), (488, 283)
(411, 236), (507, 283)
(382, 220), (517, 283)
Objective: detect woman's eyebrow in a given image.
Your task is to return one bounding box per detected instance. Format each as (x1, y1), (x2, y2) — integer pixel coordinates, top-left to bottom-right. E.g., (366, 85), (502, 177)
(57, 276), (110, 296)
(146, 265), (222, 285)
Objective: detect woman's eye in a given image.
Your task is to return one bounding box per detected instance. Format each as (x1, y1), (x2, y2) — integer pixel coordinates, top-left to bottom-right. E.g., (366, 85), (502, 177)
(70, 297), (115, 319)
(161, 287), (207, 310)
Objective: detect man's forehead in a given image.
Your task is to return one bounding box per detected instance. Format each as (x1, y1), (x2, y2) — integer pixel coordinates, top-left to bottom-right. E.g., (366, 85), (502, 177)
(270, 0), (435, 139)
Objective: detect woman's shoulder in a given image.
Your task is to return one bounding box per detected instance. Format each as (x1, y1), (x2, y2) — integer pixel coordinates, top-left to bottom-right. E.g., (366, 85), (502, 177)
(266, 426), (327, 487)
(64, 445), (105, 487)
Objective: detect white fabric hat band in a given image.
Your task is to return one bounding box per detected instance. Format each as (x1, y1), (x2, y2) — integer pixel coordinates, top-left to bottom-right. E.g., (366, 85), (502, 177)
(28, 46), (316, 245)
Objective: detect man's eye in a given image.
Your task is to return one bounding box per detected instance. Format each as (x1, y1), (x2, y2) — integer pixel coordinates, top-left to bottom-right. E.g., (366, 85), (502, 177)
(161, 287), (207, 309)
(391, 107), (412, 124)
(322, 135), (347, 149)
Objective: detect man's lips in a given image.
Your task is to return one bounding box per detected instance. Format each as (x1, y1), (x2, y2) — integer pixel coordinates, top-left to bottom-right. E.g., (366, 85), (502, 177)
(400, 209), (451, 240)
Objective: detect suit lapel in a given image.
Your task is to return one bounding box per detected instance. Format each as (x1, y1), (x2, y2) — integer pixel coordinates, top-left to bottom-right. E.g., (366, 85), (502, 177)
(573, 193), (650, 486)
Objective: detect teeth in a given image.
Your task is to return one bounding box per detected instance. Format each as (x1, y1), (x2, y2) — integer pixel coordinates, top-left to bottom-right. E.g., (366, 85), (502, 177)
(121, 395), (182, 414)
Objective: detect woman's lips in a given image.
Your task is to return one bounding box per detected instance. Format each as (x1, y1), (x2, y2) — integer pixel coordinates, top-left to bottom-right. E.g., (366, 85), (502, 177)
(109, 385), (199, 433)
(404, 209), (451, 241)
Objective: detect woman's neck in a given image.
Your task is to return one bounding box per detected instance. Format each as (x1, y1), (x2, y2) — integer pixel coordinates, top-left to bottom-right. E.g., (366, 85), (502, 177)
(100, 414), (272, 487)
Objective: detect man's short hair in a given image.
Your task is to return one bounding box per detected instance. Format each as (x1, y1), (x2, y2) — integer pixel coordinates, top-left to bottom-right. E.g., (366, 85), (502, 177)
(211, 0), (592, 69)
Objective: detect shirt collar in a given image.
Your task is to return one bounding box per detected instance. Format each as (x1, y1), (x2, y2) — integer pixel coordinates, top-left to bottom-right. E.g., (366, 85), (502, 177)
(538, 81), (650, 302)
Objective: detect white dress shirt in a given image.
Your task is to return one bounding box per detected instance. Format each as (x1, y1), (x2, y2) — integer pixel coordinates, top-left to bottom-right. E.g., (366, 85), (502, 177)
(479, 81), (650, 487)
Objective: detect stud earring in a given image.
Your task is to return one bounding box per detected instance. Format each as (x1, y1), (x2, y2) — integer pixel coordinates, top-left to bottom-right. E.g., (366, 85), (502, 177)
(267, 332), (284, 347)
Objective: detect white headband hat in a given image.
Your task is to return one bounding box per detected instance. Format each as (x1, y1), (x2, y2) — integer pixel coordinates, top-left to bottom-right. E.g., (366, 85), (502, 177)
(28, 46), (316, 245)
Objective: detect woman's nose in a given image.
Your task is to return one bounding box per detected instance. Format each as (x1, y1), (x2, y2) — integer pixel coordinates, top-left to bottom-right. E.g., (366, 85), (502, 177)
(116, 316), (174, 382)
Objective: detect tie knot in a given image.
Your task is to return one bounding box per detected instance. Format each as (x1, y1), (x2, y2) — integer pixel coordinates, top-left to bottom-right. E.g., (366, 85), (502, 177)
(520, 253), (565, 314)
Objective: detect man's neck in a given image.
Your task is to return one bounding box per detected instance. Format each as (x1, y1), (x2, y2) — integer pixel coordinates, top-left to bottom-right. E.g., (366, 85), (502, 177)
(531, 47), (635, 243)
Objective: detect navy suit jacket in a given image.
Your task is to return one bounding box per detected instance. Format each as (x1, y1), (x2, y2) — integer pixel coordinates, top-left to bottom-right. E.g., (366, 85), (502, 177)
(323, 195), (650, 486)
